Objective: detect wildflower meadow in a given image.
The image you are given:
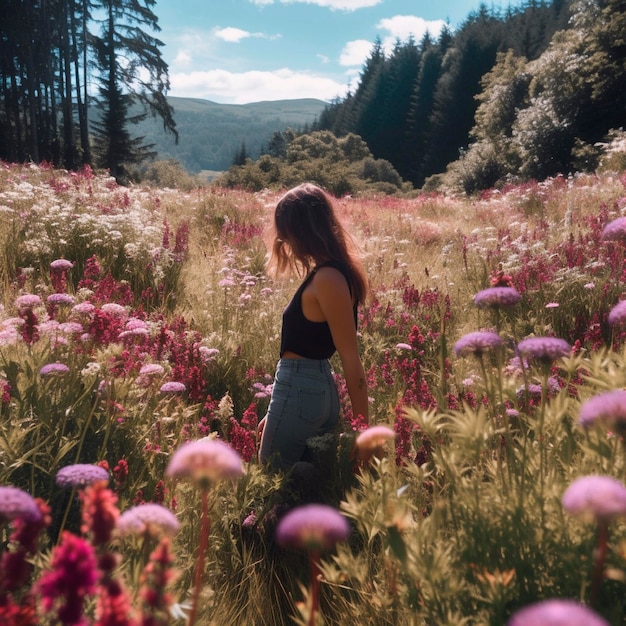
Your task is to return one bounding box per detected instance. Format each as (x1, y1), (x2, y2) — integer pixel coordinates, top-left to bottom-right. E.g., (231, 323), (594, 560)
(2, 161), (626, 625)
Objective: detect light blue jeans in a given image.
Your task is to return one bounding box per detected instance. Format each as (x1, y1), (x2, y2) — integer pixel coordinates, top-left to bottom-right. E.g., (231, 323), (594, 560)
(259, 358), (339, 470)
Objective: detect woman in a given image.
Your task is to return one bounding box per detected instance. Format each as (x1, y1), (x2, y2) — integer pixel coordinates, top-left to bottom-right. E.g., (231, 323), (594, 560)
(258, 183), (369, 470)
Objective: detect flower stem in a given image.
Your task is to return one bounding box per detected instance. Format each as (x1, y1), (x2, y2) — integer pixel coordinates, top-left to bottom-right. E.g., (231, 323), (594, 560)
(590, 520), (609, 608)
(188, 488), (211, 626)
(308, 550), (321, 626)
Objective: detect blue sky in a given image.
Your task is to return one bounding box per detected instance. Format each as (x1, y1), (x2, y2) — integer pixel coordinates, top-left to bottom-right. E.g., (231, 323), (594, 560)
(153, 0), (518, 104)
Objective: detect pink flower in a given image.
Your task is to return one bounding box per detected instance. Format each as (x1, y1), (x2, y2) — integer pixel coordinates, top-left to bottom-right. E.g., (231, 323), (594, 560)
(50, 259), (74, 271)
(608, 300), (626, 326)
(355, 425), (395, 462)
(117, 503), (179, 538)
(165, 439), (244, 486)
(40, 363), (70, 377)
(276, 504), (350, 551)
(454, 331), (502, 357)
(562, 475), (626, 522)
(15, 294), (41, 309)
(602, 216), (626, 242)
(159, 381), (186, 394)
(507, 599), (608, 625)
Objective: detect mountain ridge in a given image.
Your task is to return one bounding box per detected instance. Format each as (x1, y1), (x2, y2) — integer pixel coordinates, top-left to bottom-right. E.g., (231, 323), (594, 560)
(133, 96), (326, 174)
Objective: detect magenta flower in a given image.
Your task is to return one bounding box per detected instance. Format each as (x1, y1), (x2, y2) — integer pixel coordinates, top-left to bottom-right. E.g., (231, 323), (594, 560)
(40, 362), (70, 376)
(50, 259), (74, 271)
(166, 438), (245, 485)
(601, 216), (626, 242)
(608, 300), (626, 326)
(38, 531), (98, 625)
(517, 337), (570, 364)
(276, 504), (350, 551)
(474, 287), (521, 308)
(454, 331), (503, 357)
(578, 389), (626, 430)
(0, 486), (43, 523)
(56, 464), (110, 488)
(507, 598), (608, 625)
(159, 381), (186, 394)
(117, 503), (180, 538)
(562, 475), (626, 522)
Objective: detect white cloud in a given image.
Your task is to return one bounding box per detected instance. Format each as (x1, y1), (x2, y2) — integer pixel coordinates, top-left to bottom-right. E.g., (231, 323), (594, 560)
(215, 27), (252, 43)
(169, 68), (349, 104)
(214, 27), (280, 43)
(249, 0), (382, 9)
(339, 40), (375, 67)
(377, 15), (447, 50)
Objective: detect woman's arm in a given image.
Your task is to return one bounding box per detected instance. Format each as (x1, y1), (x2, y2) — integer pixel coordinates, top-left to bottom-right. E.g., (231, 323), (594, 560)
(312, 267), (369, 424)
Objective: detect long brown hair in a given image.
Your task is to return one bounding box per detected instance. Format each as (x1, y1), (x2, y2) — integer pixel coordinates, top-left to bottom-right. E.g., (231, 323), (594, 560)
(266, 183), (368, 304)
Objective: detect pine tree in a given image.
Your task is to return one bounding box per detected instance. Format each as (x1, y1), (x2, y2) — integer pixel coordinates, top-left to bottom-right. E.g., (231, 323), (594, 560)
(91, 0), (177, 182)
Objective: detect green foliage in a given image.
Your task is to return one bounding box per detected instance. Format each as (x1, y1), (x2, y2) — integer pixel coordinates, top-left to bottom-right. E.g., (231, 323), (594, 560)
(216, 130), (409, 196)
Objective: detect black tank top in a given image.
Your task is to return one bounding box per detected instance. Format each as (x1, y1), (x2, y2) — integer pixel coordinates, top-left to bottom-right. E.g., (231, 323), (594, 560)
(280, 261), (357, 359)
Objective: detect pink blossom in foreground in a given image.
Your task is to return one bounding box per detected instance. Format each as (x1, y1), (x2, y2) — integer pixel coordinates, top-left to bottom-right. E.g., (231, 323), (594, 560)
(507, 598), (608, 625)
(276, 504), (350, 551)
(165, 439), (245, 485)
(562, 475), (626, 522)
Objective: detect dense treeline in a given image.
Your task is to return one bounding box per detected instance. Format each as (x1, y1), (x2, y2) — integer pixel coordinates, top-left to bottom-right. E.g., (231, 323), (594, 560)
(312, 0), (626, 192)
(0, 0), (176, 182)
(314, 0), (571, 188)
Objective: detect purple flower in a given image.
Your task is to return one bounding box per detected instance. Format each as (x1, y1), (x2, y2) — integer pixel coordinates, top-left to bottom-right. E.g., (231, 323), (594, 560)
(40, 362), (70, 377)
(166, 438), (245, 485)
(517, 337), (570, 363)
(0, 486), (42, 523)
(562, 475), (626, 522)
(276, 504), (350, 551)
(47, 293), (76, 305)
(473, 287), (521, 309)
(507, 598), (608, 626)
(117, 503), (180, 538)
(608, 300), (626, 326)
(454, 331), (503, 357)
(50, 259), (74, 271)
(56, 464), (109, 488)
(71, 302), (95, 315)
(601, 216), (626, 242)
(578, 389), (626, 430)
(159, 381), (186, 394)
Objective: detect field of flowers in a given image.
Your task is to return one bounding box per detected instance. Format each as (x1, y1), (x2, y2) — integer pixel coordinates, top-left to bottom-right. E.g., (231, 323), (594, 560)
(1, 160), (626, 625)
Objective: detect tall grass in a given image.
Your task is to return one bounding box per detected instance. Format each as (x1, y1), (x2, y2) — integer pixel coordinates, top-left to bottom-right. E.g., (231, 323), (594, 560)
(1, 160), (626, 624)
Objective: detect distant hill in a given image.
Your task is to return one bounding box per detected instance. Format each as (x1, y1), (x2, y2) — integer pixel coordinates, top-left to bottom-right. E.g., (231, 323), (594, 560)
(130, 96), (326, 174)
